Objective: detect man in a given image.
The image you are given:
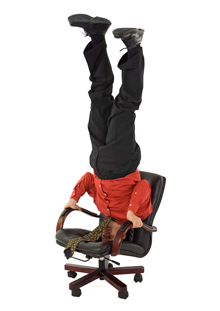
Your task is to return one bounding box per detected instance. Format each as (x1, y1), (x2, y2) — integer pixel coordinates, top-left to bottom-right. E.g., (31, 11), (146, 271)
(63, 14), (153, 242)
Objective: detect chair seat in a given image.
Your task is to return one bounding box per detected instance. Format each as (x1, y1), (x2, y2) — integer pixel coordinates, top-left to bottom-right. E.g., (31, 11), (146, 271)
(56, 228), (112, 258)
(56, 228), (146, 258)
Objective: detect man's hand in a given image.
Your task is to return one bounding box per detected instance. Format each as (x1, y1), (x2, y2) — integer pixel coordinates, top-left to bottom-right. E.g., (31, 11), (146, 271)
(127, 210), (143, 228)
(63, 198), (82, 211)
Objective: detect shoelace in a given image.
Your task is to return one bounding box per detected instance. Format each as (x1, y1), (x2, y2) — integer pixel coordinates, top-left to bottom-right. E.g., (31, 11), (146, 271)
(81, 31), (88, 37)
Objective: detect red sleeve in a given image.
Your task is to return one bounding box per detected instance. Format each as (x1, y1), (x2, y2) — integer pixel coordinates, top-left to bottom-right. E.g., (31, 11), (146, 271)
(70, 172), (95, 202)
(128, 179), (152, 214)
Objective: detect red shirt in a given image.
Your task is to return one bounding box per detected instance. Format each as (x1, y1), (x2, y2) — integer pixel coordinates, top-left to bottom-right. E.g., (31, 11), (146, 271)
(70, 169), (153, 225)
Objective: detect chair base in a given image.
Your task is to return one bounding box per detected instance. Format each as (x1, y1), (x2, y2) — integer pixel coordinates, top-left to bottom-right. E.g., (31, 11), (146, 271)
(64, 258), (144, 299)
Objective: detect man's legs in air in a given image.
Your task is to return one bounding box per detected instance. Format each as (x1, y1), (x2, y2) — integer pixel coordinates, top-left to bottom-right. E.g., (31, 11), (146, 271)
(68, 15), (145, 240)
(68, 14), (114, 176)
(96, 28), (145, 180)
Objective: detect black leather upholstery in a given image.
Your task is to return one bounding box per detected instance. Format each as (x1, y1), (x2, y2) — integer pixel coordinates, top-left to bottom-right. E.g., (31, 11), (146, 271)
(139, 171), (166, 226)
(56, 171), (166, 259)
(56, 228), (112, 258)
(131, 171), (166, 257)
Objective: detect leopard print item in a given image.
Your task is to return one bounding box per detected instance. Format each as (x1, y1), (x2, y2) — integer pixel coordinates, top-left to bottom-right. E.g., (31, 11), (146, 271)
(64, 217), (112, 259)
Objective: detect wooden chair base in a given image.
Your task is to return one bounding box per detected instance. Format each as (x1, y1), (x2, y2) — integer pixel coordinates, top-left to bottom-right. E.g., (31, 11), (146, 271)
(64, 260), (144, 299)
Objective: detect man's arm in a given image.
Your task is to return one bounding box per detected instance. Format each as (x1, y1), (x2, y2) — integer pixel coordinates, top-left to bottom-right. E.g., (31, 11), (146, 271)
(126, 180), (152, 228)
(63, 172), (95, 210)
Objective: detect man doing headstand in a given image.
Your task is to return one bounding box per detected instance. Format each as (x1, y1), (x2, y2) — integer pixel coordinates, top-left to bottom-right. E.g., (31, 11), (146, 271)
(63, 14), (153, 242)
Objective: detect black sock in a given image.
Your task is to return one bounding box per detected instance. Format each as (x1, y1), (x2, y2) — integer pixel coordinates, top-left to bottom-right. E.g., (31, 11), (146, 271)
(128, 44), (141, 59)
(91, 34), (105, 47)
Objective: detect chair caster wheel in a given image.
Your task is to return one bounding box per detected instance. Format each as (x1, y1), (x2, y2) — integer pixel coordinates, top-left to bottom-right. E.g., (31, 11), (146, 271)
(108, 263), (113, 268)
(134, 273), (143, 282)
(71, 288), (81, 297)
(68, 271), (77, 278)
(118, 290), (129, 299)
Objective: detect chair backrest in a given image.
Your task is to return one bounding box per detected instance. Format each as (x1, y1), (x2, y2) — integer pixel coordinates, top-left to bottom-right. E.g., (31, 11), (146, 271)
(128, 171), (166, 256)
(139, 171), (166, 226)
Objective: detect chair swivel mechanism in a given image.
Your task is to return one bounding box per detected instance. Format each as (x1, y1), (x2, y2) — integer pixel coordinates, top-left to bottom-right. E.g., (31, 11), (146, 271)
(55, 171), (166, 299)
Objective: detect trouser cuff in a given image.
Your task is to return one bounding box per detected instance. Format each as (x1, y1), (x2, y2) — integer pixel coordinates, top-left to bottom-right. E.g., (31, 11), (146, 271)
(118, 47), (143, 70)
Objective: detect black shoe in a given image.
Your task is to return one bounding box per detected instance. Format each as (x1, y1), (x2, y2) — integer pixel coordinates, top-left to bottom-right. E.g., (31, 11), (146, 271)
(68, 14), (111, 37)
(112, 28), (144, 50)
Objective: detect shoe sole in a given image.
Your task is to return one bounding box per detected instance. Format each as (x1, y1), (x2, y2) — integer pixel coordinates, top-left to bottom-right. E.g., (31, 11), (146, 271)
(113, 28), (144, 38)
(68, 14), (111, 27)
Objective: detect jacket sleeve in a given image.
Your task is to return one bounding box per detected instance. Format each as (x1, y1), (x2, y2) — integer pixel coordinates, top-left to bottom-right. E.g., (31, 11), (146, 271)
(128, 179), (152, 214)
(70, 172), (95, 202)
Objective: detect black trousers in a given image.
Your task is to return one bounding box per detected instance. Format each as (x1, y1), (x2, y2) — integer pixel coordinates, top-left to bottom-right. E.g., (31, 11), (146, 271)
(84, 40), (144, 180)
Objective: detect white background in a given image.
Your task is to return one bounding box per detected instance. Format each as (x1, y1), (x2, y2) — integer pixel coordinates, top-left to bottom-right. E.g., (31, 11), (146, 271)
(0, 1), (220, 310)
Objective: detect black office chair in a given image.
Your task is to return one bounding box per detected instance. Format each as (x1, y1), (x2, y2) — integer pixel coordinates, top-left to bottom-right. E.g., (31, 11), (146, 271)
(56, 171), (166, 299)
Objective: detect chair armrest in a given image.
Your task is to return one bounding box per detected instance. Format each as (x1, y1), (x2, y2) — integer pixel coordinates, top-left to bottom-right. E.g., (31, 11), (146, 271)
(111, 221), (133, 256)
(56, 207), (100, 233)
(142, 224), (157, 232)
(111, 221), (157, 256)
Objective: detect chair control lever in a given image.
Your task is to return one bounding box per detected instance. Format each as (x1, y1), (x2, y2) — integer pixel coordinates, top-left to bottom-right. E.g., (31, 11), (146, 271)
(104, 256), (120, 266)
(71, 255), (92, 262)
